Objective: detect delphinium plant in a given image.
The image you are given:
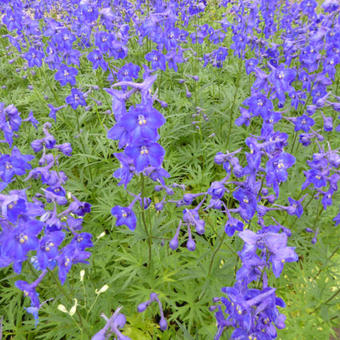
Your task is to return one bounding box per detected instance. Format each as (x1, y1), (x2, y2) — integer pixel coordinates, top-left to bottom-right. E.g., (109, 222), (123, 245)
(0, 0), (339, 339)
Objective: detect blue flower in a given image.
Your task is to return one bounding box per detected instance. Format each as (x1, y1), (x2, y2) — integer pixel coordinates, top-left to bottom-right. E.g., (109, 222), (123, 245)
(65, 89), (86, 110)
(120, 104), (165, 144)
(294, 115), (314, 132)
(55, 65), (78, 86)
(125, 141), (165, 172)
(111, 206), (137, 231)
(225, 217), (244, 237)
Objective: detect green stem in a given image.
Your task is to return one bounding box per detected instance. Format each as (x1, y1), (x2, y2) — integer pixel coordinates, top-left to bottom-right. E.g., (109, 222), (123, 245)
(140, 174), (152, 267)
(86, 295), (99, 317)
(290, 131), (297, 154)
(72, 108), (93, 183)
(227, 58), (243, 150)
(311, 287), (340, 314)
(313, 245), (340, 280)
(48, 269), (89, 337)
(207, 232), (226, 277)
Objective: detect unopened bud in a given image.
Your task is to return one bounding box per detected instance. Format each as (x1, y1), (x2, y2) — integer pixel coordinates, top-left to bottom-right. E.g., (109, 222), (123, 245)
(159, 317), (168, 331)
(95, 284), (109, 295)
(69, 299), (78, 316)
(80, 270), (85, 282)
(97, 232), (106, 239)
(57, 304), (68, 313)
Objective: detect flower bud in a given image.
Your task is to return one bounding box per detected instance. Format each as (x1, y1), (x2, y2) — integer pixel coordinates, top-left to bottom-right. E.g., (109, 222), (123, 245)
(169, 236), (179, 250)
(97, 232), (106, 239)
(31, 139), (43, 152)
(80, 270), (85, 282)
(95, 284), (109, 295)
(159, 317), (167, 331)
(57, 143), (72, 156)
(114, 314), (126, 329)
(57, 304), (68, 313)
(195, 220), (205, 235)
(137, 302), (148, 312)
(186, 239), (196, 251)
(165, 187), (174, 195)
(155, 202), (164, 211)
(150, 293), (158, 301)
(69, 299), (78, 316)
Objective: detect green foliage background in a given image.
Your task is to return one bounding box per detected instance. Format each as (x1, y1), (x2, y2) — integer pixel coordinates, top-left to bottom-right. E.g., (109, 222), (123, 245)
(0, 2), (339, 339)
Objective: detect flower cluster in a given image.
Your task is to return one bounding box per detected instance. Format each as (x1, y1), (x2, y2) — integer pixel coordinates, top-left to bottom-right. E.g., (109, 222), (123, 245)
(0, 104), (93, 323)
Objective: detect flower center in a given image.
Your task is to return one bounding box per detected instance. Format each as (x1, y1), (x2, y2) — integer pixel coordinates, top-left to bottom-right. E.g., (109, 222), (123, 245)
(140, 146), (149, 155)
(138, 114), (147, 125)
(18, 233), (28, 244)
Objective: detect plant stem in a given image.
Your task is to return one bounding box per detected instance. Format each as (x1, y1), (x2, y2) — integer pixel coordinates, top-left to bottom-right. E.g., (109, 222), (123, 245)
(48, 269), (89, 337)
(311, 287), (340, 314)
(207, 232), (226, 278)
(72, 108), (93, 183)
(140, 174), (152, 267)
(313, 245), (340, 280)
(290, 131), (297, 154)
(227, 58), (242, 150)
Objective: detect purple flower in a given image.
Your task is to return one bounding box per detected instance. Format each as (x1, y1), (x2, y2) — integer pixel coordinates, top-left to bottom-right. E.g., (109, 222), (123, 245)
(57, 245), (91, 285)
(300, 0), (317, 16)
(24, 48), (44, 68)
(233, 189), (257, 221)
(15, 280), (40, 307)
(186, 226), (196, 251)
(23, 111), (39, 129)
(111, 206), (137, 231)
(88, 49), (108, 71)
(208, 181), (226, 200)
(125, 141), (165, 173)
(65, 89), (87, 110)
(294, 115), (314, 132)
(0, 147), (33, 184)
(225, 217), (244, 237)
(1, 219), (43, 272)
(37, 231), (65, 270)
(55, 65), (78, 86)
(334, 211), (340, 226)
(266, 152), (295, 196)
(265, 234), (298, 277)
(321, 113), (333, 132)
(302, 169), (327, 189)
(286, 197), (303, 218)
(2, 196), (27, 223)
(239, 230), (298, 277)
(183, 208), (205, 234)
(120, 104), (165, 143)
(322, 0), (339, 12)
(117, 63), (140, 82)
(145, 50), (166, 71)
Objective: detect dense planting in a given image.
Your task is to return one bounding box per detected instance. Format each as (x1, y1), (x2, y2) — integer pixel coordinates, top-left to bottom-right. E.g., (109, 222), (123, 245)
(0, 0), (339, 339)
